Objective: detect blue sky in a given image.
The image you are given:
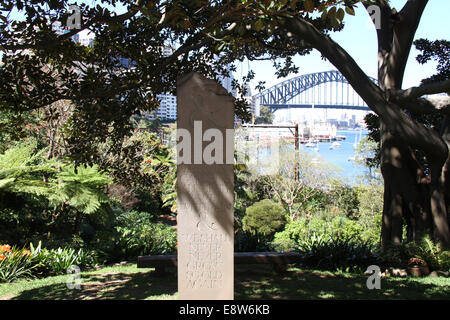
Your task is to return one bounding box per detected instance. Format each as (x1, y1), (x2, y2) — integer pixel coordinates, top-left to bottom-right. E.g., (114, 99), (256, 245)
(238, 0), (450, 93)
(6, 1), (449, 92)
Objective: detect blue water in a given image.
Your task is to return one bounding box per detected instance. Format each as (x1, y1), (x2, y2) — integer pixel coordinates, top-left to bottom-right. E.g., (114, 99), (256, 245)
(257, 130), (369, 183)
(302, 130), (369, 182)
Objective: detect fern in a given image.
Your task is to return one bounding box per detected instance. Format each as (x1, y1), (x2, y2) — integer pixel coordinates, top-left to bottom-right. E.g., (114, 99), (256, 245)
(49, 165), (112, 214)
(402, 235), (450, 271)
(0, 140), (112, 215)
(0, 140), (58, 195)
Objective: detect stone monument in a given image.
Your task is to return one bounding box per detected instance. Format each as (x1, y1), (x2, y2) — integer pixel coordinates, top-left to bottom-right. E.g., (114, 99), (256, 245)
(176, 72), (235, 300)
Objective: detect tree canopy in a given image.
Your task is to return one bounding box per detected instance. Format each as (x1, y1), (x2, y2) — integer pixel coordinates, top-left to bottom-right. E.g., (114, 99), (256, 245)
(0, 0), (362, 163)
(1, 0), (450, 247)
(254, 105), (274, 124)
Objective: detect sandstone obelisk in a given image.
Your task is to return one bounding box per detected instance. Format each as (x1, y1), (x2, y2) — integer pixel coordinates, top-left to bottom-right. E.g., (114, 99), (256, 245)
(176, 72), (234, 300)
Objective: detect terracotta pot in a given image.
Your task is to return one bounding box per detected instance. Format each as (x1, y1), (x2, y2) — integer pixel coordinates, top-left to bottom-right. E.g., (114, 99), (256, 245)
(421, 265), (431, 276)
(407, 265), (430, 277)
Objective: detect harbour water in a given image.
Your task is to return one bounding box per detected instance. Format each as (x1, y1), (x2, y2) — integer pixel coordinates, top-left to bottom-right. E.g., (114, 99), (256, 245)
(301, 129), (369, 183)
(255, 129), (370, 184)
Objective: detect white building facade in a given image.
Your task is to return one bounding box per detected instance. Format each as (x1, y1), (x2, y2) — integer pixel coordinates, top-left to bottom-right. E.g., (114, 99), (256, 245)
(147, 93), (177, 121)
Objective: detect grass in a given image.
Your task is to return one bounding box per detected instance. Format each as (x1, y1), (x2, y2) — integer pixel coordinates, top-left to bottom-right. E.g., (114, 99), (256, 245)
(0, 264), (449, 300)
(235, 266), (450, 299)
(0, 265), (178, 300)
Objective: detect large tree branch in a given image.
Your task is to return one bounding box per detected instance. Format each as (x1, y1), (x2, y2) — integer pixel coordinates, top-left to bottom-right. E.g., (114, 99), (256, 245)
(363, 0), (429, 88)
(389, 80), (450, 101)
(386, 80), (450, 115)
(386, 80), (450, 114)
(390, 0), (428, 86)
(396, 96), (450, 115)
(283, 16), (448, 160)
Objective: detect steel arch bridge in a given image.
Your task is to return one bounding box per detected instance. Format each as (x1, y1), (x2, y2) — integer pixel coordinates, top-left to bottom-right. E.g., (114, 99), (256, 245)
(252, 70), (377, 112)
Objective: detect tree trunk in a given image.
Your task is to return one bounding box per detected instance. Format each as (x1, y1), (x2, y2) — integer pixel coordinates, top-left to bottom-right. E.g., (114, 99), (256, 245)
(380, 122), (434, 248)
(380, 126), (403, 248)
(375, 0), (437, 249)
(282, 1), (450, 249)
(435, 116), (450, 248)
(428, 138), (450, 248)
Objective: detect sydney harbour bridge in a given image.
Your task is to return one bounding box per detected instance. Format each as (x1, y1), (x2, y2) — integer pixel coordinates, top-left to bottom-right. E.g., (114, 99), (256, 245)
(252, 70), (376, 114)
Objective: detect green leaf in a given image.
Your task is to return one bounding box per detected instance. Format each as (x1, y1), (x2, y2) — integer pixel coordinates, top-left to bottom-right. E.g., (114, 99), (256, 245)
(337, 8), (345, 21)
(327, 6), (337, 22)
(0, 178), (15, 189)
(328, 6), (337, 16)
(255, 19), (264, 31)
(216, 42), (225, 51)
(345, 6), (355, 16)
(330, 16), (340, 29)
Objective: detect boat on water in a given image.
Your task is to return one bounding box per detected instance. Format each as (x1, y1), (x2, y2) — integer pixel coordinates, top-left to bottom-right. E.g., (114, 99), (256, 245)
(305, 140), (317, 147)
(329, 141), (341, 149)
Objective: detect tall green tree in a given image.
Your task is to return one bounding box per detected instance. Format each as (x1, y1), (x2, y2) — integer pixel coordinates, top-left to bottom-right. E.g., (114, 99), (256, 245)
(354, 136), (379, 181)
(1, 0), (450, 248)
(254, 105), (274, 124)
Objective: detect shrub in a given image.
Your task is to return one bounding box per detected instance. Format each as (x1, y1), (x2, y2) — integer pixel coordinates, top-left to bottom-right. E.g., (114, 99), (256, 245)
(355, 184), (383, 245)
(0, 242), (98, 282)
(0, 245), (34, 283)
(29, 241), (97, 277)
(327, 181), (360, 217)
(242, 200), (287, 238)
(234, 230), (270, 252)
(272, 219), (313, 252)
(93, 210), (177, 262)
(297, 237), (378, 272)
(272, 215), (368, 252)
(380, 236), (450, 271)
(115, 221), (176, 257)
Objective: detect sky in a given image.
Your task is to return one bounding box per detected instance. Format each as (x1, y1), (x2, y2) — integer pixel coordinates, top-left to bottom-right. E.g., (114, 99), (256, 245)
(5, 1), (449, 94)
(237, 0), (450, 94)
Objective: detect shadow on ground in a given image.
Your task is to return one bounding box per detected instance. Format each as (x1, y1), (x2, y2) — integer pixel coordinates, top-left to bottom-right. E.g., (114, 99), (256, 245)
(12, 271), (177, 300)
(234, 266), (450, 300)
(9, 266), (450, 300)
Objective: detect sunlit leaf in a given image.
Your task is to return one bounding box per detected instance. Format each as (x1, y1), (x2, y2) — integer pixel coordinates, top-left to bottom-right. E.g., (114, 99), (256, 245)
(345, 6), (355, 16)
(337, 8), (345, 21)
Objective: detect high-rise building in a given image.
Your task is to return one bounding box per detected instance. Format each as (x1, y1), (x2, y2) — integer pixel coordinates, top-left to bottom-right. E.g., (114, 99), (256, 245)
(52, 21), (95, 47)
(147, 53), (236, 122)
(242, 84), (255, 123)
(146, 93), (177, 121)
(145, 45), (178, 121)
(48, 26), (232, 122)
(217, 63), (235, 96)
